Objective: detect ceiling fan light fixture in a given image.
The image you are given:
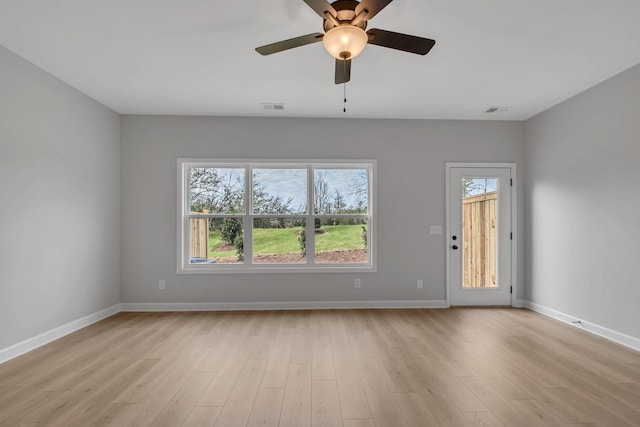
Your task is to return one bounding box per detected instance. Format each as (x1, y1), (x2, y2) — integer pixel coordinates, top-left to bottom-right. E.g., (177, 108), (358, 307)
(322, 25), (368, 60)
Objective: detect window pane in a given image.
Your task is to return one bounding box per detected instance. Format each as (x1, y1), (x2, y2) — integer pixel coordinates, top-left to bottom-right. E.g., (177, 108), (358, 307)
(189, 218), (244, 264)
(314, 218), (368, 264)
(189, 167), (245, 214)
(461, 178), (498, 287)
(252, 169), (307, 214)
(252, 218), (306, 264)
(314, 169), (368, 214)
(461, 178), (497, 197)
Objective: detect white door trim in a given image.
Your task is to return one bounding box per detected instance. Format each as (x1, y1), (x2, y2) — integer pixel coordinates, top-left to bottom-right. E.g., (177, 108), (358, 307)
(445, 162), (517, 307)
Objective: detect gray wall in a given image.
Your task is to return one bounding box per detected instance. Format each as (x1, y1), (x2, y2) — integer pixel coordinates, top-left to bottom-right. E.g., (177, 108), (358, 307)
(121, 116), (524, 305)
(0, 46), (121, 349)
(524, 64), (640, 338)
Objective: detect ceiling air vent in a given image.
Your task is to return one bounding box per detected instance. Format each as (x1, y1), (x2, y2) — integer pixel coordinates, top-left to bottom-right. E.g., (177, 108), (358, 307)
(484, 106), (510, 114)
(262, 103), (285, 110)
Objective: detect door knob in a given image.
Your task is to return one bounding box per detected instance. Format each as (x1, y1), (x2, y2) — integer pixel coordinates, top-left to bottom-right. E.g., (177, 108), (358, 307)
(452, 235), (457, 240)
(452, 245), (458, 250)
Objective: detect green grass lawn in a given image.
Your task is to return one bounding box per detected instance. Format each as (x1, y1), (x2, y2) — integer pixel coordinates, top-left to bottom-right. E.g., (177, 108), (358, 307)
(315, 224), (365, 252)
(208, 224), (365, 258)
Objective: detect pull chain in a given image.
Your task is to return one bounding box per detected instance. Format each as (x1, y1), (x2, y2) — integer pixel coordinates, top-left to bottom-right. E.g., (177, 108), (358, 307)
(343, 81), (347, 113)
(343, 59), (347, 113)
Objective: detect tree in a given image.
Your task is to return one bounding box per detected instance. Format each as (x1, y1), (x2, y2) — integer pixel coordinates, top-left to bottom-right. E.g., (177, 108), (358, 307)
(333, 189), (346, 214)
(349, 170), (368, 214)
(298, 229), (306, 257)
(252, 173), (296, 229)
(314, 171), (331, 214)
(462, 178), (492, 197)
(220, 218), (242, 245)
(189, 167), (244, 214)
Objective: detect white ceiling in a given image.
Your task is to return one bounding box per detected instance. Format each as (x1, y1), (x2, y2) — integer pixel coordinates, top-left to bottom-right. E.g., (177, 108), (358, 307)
(1, 0), (639, 120)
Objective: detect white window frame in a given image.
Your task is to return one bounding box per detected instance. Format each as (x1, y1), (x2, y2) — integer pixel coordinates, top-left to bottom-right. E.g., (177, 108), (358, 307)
(177, 158), (377, 274)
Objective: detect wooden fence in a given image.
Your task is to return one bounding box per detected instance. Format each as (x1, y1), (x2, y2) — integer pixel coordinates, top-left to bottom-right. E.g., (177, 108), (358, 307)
(463, 192), (497, 288)
(190, 217), (209, 258)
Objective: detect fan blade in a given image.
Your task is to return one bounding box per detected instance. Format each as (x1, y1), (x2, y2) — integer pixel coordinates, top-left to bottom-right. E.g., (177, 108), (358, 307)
(303, 0), (337, 18)
(256, 33), (324, 56)
(335, 59), (351, 84)
(355, 0), (394, 20)
(366, 28), (436, 55)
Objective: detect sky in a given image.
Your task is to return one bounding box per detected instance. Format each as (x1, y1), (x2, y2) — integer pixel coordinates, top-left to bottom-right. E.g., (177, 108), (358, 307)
(191, 166), (368, 214)
(464, 178), (498, 196)
(254, 168), (367, 213)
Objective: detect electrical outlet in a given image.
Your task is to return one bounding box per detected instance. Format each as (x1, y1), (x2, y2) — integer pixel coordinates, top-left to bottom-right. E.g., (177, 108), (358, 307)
(354, 278), (361, 288)
(158, 280), (165, 290)
(417, 279), (423, 289)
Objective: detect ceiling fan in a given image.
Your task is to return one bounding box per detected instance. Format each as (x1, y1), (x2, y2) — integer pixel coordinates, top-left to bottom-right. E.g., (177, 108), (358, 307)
(255, 0), (436, 84)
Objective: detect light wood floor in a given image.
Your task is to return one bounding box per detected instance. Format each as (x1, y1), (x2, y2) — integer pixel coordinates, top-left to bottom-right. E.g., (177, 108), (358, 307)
(1, 309), (639, 427)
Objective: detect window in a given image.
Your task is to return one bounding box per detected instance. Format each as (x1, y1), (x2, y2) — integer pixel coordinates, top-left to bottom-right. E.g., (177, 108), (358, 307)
(177, 159), (376, 273)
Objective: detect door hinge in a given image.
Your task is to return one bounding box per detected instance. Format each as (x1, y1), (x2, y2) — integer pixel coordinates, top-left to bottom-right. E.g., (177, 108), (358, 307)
(510, 286), (513, 294)
(510, 232), (513, 240)
(510, 178), (513, 186)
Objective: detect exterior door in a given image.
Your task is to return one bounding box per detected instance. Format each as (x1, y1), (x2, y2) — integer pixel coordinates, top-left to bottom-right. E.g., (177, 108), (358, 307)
(448, 166), (512, 306)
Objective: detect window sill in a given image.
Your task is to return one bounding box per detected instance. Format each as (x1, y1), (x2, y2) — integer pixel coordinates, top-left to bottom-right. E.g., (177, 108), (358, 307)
(177, 264), (376, 274)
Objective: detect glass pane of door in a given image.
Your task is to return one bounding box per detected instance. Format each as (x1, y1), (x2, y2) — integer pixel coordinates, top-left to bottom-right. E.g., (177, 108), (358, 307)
(461, 178), (498, 288)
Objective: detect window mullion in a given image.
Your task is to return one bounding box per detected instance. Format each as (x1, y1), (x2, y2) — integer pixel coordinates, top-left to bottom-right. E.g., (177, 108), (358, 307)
(244, 166), (253, 265)
(183, 163), (191, 268)
(306, 166), (315, 265)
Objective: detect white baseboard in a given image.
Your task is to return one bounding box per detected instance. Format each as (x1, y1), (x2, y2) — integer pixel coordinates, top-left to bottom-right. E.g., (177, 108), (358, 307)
(522, 300), (640, 352)
(0, 303), (121, 364)
(6, 299), (634, 365)
(120, 299), (448, 312)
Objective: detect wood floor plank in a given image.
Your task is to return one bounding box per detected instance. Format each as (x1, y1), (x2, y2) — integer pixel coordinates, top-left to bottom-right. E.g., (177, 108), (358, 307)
(357, 357), (408, 427)
(148, 372), (214, 427)
(0, 391), (59, 426)
(246, 387), (285, 427)
(409, 375), (483, 426)
(291, 328), (312, 364)
(114, 347), (209, 426)
(342, 419), (375, 427)
(280, 363), (312, 427)
(326, 310), (348, 341)
(311, 335), (335, 381)
(23, 356), (158, 424)
(194, 344), (231, 375)
(311, 379), (342, 427)
(248, 335), (274, 361)
(462, 411), (504, 427)
(182, 405), (223, 427)
(331, 340), (372, 420)
(83, 402), (145, 427)
(214, 359), (267, 426)
(366, 310), (408, 349)
(461, 376), (548, 427)
(58, 358), (160, 426)
(453, 344), (538, 401)
(1, 309), (638, 427)
(615, 382), (640, 408)
(260, 333), (293, 388)
(510, 399), (569, 427)
(197, 337), (256, 406)
(392, 392), (440, 427)
(341, 311), (375, 360)
(194, 329), (241, 374)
